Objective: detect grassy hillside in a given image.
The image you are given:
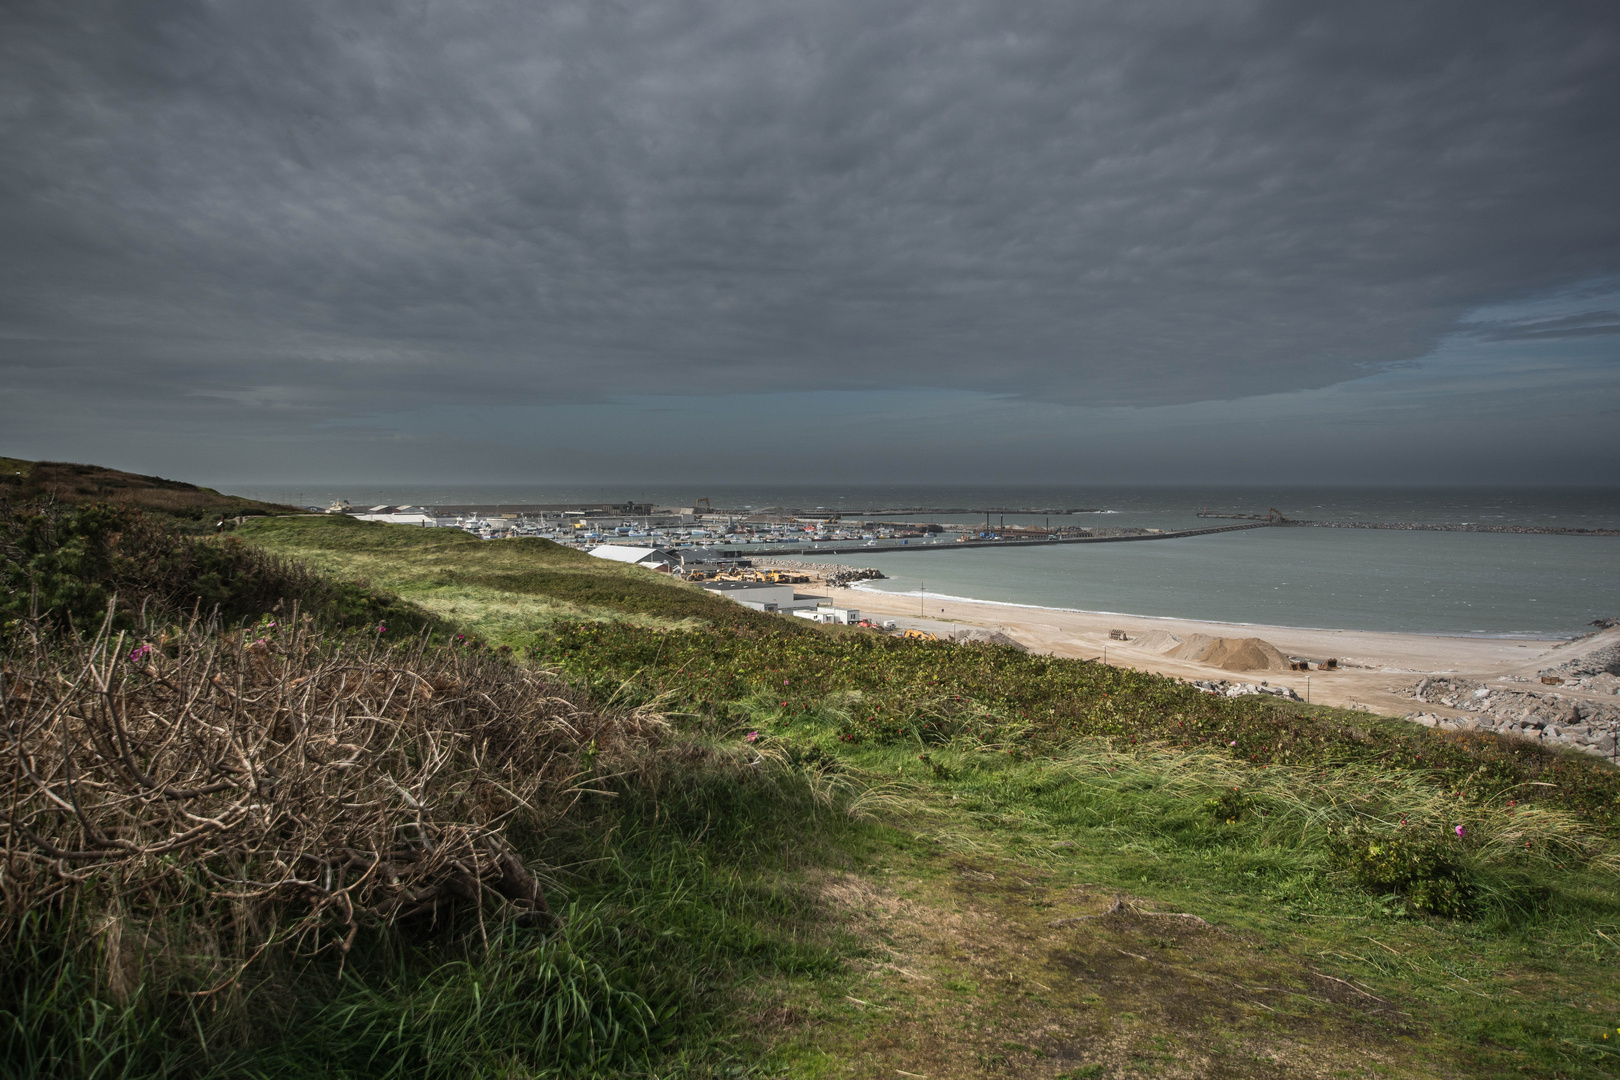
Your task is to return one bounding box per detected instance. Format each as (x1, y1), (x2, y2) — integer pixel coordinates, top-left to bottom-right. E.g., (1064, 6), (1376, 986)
(0, 455), (296, 519)
(242, 513), (791, 641)
(238, 516), (1620, 1079)
(2, 505), (862, 1079)
(6, 504), (1619, 1078)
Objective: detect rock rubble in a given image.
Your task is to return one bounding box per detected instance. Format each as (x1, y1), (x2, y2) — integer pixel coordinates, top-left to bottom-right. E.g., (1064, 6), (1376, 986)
(1540, 642), (1620, 680)
(1403, 675), (1620, 760)
(1190, 679), (1303, 702)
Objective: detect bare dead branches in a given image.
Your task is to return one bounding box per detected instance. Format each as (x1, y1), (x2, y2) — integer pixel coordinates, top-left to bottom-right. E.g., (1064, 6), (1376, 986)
(0, 607), (667, 963)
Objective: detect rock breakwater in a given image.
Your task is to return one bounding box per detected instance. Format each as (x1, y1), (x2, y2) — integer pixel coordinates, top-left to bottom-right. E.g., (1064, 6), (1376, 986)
(1281, 520), (1620, 537)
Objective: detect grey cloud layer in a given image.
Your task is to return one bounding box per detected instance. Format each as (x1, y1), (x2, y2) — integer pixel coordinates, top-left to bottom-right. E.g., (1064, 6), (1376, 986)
(2, 0), (1618, 423)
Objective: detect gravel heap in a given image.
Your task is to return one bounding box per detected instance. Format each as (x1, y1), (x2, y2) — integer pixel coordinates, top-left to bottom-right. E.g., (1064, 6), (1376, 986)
(948, 627), (1028, 651)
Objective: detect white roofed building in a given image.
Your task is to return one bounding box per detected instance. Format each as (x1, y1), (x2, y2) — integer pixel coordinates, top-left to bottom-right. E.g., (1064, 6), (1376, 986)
(588, 545), (681, 570)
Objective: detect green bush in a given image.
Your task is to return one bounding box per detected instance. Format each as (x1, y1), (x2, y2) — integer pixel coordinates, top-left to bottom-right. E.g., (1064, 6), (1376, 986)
(1328, 826), (1476, 917)
(0, 503), (436, 635)
(1205, 786), (1252, 824)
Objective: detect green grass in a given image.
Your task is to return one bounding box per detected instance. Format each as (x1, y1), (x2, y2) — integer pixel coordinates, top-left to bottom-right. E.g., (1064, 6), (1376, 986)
(741, 731), (1620, 1078)
(242, 515), (785, 644)
(18, 511), (1613, 1078)
(231, 516), (1620, 1077)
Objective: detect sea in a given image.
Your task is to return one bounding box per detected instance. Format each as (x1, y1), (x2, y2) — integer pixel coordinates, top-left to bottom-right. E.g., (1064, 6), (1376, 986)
(236, 484), (1620, 639)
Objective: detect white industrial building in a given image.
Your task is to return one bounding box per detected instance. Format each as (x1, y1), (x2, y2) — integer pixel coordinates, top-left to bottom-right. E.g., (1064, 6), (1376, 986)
(587, 545), (682, 570)
(350, 505), (436, 526)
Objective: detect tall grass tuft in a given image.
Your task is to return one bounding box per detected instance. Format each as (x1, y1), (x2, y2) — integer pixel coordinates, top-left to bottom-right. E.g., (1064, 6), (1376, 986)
(258, 915), (654, 1078)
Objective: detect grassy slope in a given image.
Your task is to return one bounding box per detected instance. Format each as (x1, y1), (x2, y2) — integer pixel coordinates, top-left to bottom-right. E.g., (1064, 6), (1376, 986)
(0, 455), (296, 519)
(243, 517), (1620, 1079)
(242, 514), (779, 642)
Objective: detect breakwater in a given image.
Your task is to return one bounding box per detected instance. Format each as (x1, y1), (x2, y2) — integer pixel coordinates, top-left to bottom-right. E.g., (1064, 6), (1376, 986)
(1282, 520), (1620, 537)
(708, 521), (1268, 559)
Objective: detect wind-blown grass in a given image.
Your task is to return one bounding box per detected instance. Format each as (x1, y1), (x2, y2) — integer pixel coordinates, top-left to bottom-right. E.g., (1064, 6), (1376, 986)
(242, 515), (782, 641)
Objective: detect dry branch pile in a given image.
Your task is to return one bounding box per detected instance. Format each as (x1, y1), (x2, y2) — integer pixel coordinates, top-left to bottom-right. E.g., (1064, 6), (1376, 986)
(1, 609), (665, 967)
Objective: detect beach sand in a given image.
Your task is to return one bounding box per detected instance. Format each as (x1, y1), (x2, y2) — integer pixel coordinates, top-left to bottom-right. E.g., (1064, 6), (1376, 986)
(829, 583), (1606, 717)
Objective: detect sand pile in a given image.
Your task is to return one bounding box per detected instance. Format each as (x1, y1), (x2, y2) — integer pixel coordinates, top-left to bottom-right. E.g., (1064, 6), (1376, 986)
(1128, 629), (1185, 653)
(1169, 635), (1291, 673)
(1168, 633), (1218, 660)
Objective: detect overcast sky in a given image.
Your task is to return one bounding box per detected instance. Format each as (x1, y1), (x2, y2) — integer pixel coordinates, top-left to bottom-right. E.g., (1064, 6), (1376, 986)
(3, 0), (1617, 486)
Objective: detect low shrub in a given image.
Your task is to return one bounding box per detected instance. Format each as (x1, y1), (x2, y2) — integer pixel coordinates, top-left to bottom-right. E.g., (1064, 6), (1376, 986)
(1328, 826), (1476, 918)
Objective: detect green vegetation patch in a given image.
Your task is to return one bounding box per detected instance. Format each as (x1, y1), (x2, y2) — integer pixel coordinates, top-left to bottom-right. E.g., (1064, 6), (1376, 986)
(535, 618), (1620, 830)
(223, 508), (1620, 1077)
(1, 502), (432, 635)
(243, 515), (787, 640)
(0, 456), (294, 520)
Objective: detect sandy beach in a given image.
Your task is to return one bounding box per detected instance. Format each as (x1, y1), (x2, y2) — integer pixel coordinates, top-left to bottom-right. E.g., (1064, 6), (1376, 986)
(822, 582), (1615, 719)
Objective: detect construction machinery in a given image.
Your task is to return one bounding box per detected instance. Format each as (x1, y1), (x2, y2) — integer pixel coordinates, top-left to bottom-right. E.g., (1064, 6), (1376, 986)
(900, 628), (939, 641)
(695, 497), (714, 514)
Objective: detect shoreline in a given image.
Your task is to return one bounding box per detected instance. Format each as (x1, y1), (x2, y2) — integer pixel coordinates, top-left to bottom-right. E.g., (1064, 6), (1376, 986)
(843, 580), (1572, 642)
(797, 578), (1616, 718)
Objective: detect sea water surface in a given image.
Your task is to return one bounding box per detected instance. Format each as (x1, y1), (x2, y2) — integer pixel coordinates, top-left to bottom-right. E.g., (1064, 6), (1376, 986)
(236, 483), (1620, 637)
(806, 528), (1619, 638)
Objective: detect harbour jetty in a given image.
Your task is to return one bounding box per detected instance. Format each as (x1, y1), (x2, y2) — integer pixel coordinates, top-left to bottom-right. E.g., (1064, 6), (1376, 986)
(1279, 519), (1620, 537)
(1198, 510), (1619, 537)
(705, 521), (1267, 558)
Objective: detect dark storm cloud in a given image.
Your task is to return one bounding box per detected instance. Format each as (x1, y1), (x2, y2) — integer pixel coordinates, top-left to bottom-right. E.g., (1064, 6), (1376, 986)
(2, 0), (1617, 429)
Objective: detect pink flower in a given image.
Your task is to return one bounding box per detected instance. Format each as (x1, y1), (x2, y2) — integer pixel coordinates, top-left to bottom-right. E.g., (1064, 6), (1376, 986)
(745, 731), (761, 743)
(1228, 740), (1237, 746)
(1454, 825), (1466, 837)
(128, 644), (153, 662)
(376, 623), (387, 633)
